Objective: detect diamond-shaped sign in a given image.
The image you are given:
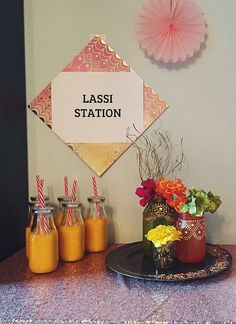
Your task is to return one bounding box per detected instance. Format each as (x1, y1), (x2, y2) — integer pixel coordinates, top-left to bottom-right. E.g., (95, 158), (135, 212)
(28, 36), (168, 176)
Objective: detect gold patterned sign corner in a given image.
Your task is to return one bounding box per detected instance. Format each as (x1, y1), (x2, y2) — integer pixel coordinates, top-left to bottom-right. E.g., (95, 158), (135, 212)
(68, 143), (131, 176)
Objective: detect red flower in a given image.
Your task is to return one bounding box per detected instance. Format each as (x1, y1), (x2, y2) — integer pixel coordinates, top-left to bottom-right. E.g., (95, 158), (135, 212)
(135, 178), (156, 207)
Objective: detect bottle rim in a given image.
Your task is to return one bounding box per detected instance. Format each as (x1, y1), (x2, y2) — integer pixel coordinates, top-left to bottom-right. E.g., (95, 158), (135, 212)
(29, 201), (41, 207)
(62, 202), (82, 208)
(57, 195), (72, 202)
(32, 206), (54, 214)
(87, 196), (105, 202)
(30, 195), (49, 202)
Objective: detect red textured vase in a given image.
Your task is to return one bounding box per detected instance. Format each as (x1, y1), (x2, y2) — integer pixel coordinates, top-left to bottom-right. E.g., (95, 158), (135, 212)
(176, 213), (206, 263)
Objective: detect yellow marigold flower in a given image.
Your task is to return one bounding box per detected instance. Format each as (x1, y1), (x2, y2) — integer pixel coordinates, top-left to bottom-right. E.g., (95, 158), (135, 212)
(145, 225), (183, 248)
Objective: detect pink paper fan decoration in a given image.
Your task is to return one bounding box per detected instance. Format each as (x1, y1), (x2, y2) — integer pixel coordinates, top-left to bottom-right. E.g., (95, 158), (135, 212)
(136, 0), (207, 63)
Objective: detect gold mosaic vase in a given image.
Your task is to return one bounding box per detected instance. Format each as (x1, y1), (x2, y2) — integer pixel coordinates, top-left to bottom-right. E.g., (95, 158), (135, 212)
(143, 199), (177, 257)
(152, 242), (175, 269)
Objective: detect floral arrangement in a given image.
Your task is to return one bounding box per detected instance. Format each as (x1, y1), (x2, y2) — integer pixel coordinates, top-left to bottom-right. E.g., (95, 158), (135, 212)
(133, 127), (222, 217)
(136, 180), (222, 217)
(129, 127), (186, 211)
(136, 178), (187, 212)
(179, 188), (222, 217)
(145, 225), (183, 248)
(132, 128), (223, 265)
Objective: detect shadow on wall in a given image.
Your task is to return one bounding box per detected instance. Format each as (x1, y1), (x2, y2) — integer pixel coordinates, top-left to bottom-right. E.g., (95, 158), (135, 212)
(143, 40), (207, 71)
(205, 212), (225, 244)
(106, 205), (115, 244)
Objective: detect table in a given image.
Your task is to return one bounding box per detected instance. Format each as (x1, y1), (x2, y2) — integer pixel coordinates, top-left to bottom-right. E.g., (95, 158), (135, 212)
(0, 244), (235, 322)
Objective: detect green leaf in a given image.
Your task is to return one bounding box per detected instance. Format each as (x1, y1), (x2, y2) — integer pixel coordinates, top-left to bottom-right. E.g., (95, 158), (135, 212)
(183, 188), (222, 216)
(195, 206), (204, 216)
(179, 204), (188, 213)
(185, 196), (195, 215)
(206, 193), (222, 213)
(189, 205), (197, 214)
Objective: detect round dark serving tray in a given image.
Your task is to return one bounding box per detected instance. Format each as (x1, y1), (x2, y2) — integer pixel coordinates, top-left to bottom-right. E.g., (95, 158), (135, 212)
(106, 242), (232, 281)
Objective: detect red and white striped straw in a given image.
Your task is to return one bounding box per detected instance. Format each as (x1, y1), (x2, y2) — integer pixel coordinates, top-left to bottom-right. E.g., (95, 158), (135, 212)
(92, 176), (100, 216)
(70, 180), (77, 202)
(36, 175), (45, 209)
(64, 176), (68, 197)
(67, 180), (77, 226)
(36, 175), (49, 233)
(92, 176), (98, 198)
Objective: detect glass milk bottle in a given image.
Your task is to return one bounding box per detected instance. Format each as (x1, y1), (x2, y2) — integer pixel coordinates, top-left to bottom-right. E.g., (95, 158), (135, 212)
(29, 207), (58, 274)
(25, 198), (49, 258)
(58, 202), (85, 262)
(55, 195), (72, 229)
(85, 196), (108, 252)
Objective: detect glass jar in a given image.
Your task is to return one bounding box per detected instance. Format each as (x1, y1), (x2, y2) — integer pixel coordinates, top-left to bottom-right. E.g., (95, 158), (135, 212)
(85, 196), (108, 252)
(55, 195), (72, 229)
(29, 207), (58, 273)
(26, 199), (50, 258)
(58, 202), (85, 262)
(176, 213), (206, 263)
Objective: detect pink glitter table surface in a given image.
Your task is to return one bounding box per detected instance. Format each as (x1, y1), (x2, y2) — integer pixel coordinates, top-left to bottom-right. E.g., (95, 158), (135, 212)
(0, 244), (235, 323)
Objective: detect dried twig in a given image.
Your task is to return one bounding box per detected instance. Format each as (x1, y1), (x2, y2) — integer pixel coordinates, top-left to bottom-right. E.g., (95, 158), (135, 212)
(126, 126), (185, 180)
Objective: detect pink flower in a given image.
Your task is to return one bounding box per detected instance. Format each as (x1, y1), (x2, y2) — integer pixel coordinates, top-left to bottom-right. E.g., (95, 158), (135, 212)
(135, 178), (156, 207)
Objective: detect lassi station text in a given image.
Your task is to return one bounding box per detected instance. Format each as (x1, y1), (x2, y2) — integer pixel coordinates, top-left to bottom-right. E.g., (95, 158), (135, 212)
(74, 94), (121, 118)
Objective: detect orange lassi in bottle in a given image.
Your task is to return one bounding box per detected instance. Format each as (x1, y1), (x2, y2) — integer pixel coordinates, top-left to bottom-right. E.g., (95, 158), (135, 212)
(59, 202), (85, 262)
(85, 196), (108, 252)
(29, 207), (58, 274)
(25, 196), (49, 258)
(55, 195), (72, 229)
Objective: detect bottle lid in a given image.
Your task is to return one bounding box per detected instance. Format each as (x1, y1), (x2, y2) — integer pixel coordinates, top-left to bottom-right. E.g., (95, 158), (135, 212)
(32, 206), (54, 214)
(57, 195), (72, 202)
(87, 196), (105, 203)
(29, 201), (41, 208)
(62, 202), (82, 208)
(30, 195), (49, 202)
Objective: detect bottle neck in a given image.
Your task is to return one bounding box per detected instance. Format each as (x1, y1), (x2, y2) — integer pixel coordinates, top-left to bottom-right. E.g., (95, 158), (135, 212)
(31, 209), (56, 234)
(57, 196), (72, 210)
(87, 201), (106, 218)
(61, 206), (83, 226)
(27, 203), (39, 227)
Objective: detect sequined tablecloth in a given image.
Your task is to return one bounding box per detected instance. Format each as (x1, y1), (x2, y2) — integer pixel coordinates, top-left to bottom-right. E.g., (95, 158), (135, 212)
(0, 244), (235, 323)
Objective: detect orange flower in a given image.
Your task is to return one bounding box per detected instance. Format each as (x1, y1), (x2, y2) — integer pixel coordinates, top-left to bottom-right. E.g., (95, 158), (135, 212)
(155, 178), (187, 212)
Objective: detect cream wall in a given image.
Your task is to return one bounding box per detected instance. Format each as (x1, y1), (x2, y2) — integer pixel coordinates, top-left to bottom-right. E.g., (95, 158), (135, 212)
(24, 0), (236, 243)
